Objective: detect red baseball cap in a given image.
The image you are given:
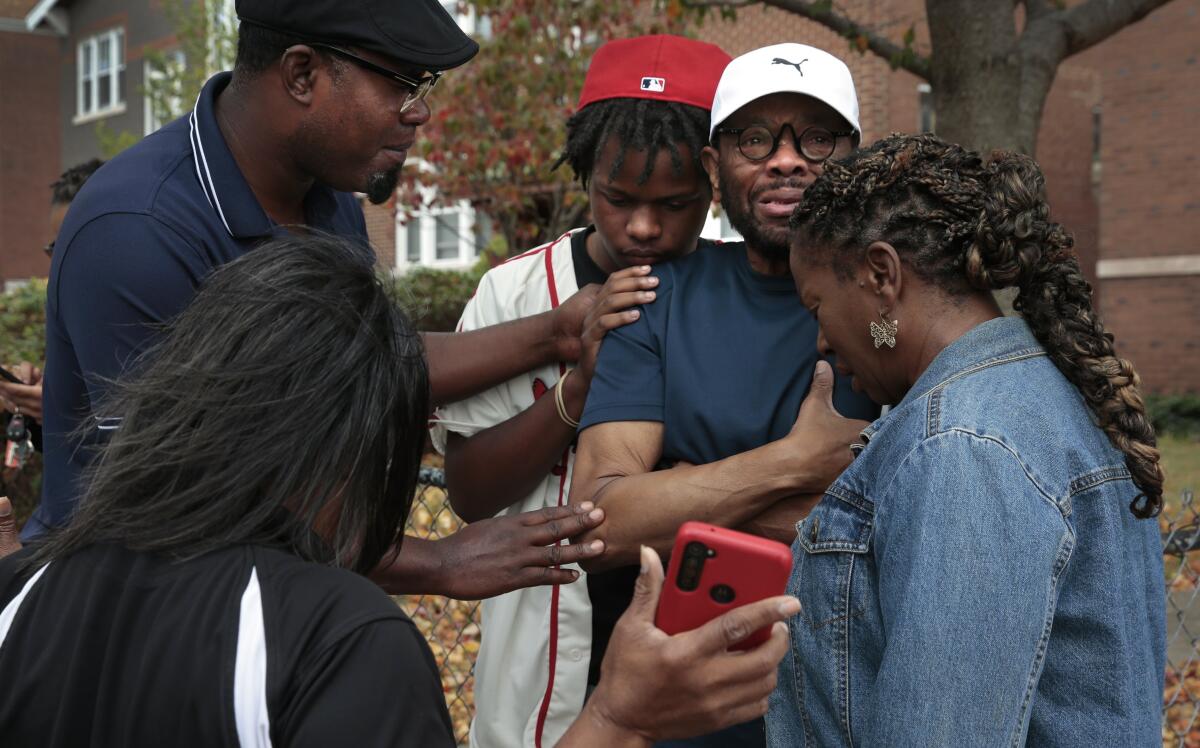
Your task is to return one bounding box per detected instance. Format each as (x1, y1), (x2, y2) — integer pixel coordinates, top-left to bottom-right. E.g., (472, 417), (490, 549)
(577, 35), (732, 112)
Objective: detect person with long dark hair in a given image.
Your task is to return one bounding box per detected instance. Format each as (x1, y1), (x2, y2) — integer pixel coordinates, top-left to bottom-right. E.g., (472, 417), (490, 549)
(771, 133), (1165, 745)
(0, 233), (797, 747)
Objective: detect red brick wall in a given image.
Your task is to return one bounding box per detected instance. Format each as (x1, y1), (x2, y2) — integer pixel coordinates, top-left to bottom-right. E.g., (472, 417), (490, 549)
(0, 31), (61, 283)
(1036, 63), (1102, 293)
(1085, 0), (1200, 263)
(1102, 275), (1200, 394)
(1088, 0), (1199, 393)
(362, 196), (396, 271)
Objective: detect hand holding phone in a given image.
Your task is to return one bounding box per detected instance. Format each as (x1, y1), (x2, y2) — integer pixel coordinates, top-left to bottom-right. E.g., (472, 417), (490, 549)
(655, 521), (793, 650)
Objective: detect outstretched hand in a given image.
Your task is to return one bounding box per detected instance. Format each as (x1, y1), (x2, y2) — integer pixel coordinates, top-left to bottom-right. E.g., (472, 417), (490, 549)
(568, 546), (797, 744)
(374, 502), (606, 600)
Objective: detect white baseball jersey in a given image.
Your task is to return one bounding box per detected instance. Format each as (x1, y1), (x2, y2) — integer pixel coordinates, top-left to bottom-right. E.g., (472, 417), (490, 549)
(431, 229), (592, 748)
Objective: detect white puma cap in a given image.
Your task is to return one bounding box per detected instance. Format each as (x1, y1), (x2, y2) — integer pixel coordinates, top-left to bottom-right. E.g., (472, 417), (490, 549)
(708, 43), (861, 141)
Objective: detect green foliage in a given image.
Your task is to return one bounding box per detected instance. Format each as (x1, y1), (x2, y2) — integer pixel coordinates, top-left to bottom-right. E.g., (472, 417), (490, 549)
(94, 0), (240, 158)
(144, 0), (238, 129)
(399, 0), (695, 257)
(1148, 394), (1200, 439)
(392, 266), (486, 333)
(0, 279), (47, 365)
(0, 281), (47, 525)
(94, 121), (141, 159)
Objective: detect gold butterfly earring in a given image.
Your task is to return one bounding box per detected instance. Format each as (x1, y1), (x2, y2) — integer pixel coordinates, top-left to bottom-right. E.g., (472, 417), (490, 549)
(869, 309), (898, 349)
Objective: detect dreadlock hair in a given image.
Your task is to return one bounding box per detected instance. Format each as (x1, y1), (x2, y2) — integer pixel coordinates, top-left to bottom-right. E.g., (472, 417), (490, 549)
(26, 232), (429, 574)
(553, 97), (711, 189)
(790, 132), (1163, 519)
(51, 158), (104, 205)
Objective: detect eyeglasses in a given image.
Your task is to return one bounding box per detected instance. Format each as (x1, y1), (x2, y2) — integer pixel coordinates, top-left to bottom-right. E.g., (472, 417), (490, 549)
(714, 124), (856, 163)
(307, 42), (440, 113)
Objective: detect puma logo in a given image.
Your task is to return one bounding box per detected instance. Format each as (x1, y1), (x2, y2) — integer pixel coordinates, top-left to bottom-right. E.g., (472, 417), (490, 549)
(772, 57), (808, 76)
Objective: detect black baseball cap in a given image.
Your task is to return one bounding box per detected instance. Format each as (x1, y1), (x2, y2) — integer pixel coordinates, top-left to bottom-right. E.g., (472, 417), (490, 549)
(235, 0), (480, 71)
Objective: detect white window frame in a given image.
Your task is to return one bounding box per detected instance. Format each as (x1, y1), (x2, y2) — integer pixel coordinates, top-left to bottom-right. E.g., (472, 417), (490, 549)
(143, 50), (187, 135)
(75, 27), (126, 124)
(700, 207), (743, 243)
(441, 1), (492, 39)
(917, 82), (936, 134)
(396, 202), (484, 270)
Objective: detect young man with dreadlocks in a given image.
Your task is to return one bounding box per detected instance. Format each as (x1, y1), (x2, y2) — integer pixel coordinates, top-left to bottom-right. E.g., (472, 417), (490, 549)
(431, 35), (731, 748)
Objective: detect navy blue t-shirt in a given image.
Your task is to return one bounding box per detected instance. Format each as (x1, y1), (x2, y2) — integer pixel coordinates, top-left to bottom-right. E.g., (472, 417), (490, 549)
(32, 72), (369, 539)
(581, 240), (878, 461)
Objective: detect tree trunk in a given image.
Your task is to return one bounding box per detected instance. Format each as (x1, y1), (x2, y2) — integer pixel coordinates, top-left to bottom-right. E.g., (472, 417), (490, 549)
(925, 0), (1051, 156)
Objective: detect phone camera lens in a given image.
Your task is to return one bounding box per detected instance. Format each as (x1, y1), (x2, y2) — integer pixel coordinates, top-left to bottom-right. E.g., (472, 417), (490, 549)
(710, 584), (735, 604)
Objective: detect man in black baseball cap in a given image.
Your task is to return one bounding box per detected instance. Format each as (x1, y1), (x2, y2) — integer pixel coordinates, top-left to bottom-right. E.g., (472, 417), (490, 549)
(37, 0), (608, 600)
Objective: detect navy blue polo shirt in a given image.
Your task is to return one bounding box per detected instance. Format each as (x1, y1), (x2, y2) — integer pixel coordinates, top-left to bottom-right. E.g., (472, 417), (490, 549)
(31, 72), (370, 540)
(580, 241), (879, 464)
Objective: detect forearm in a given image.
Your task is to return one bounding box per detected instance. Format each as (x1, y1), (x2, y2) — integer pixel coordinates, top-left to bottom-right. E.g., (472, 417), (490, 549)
(445, 374), (586, 522)
(573, 441), (804, 571)
(423, 312), (564, 408)
(557, 701), (651, 748)
(735, 494), (824, 545)
(368, 536), (445, 596)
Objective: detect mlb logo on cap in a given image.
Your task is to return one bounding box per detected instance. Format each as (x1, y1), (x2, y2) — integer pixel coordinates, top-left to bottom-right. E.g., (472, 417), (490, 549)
(577, 35), (732, 111)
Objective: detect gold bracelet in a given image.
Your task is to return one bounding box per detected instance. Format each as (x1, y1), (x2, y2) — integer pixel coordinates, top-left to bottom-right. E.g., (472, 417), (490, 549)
(554, 369), (581, 429)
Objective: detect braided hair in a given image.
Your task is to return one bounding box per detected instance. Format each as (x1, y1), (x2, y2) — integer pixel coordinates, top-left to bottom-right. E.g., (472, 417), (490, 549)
(553, 97), (710, 189)
(791, 133), (1163, 518)
(51, 159), (104, 205)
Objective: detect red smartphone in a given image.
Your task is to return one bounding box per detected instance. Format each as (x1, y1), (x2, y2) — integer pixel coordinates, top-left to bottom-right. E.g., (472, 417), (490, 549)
(655, 521), (793, 650)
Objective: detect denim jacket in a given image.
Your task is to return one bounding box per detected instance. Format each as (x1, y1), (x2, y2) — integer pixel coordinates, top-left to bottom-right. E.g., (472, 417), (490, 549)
(767, 317), (1165, 747)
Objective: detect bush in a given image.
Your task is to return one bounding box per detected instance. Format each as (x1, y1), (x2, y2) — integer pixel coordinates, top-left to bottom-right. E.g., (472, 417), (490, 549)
(1147, 394), (1200, 440)
(0, 279), (47, 365)
(392, 265), (483, 333)
(0, 279), (47, 524)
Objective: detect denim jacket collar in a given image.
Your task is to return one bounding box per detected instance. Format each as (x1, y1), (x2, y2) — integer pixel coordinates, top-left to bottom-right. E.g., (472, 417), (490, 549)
(861, 317), (1045, 443)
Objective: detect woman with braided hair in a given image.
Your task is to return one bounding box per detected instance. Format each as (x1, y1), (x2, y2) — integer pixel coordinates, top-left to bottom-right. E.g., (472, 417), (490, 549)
(768, 133), (1165, 747)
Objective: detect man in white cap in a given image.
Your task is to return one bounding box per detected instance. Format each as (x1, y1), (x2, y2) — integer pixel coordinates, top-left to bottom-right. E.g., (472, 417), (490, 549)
(568, 44), (881, 747)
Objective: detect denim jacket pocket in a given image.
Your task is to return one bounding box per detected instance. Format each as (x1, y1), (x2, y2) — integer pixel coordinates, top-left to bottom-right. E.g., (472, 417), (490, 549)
(782, 491), (877, 747)
(797, 490), (874, 555)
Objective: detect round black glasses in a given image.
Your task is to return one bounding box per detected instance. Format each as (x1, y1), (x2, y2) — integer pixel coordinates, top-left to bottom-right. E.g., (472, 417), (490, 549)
(714, 123), (855, 163)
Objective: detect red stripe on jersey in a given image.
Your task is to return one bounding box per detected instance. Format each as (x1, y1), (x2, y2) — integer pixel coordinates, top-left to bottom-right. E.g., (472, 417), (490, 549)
(506, 229), (575, 264)
(544, 243), (561, 309)
(535, 449), (570, 748)
(534, 235), (569, 748)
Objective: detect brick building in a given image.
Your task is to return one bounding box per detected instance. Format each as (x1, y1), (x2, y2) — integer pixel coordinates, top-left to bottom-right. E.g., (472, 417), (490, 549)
(0, 0), (60, 287)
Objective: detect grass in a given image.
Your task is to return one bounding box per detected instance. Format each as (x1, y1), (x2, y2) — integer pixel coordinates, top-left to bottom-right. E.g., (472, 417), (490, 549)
(1163, 434), (1200, 500)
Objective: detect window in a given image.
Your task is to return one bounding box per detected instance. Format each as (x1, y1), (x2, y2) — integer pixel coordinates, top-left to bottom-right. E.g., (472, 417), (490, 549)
(144, 50), (187, 135)
(700, 209), (743, 242)
(441, 0), (493, 40)
(397, 203), (485, 269)
(917, 83), (935, 134)
(77, 28), (126, 121)
(406, 217), (423, 262)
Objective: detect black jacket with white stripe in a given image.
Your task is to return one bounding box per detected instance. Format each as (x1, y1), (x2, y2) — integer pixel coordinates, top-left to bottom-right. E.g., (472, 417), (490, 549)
(0, 543), (455, 747)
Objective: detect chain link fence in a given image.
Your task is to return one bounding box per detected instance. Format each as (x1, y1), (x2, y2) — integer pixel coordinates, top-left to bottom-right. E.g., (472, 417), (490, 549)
(402, 468), (1200, 747)
(1162, 488), (1200, 746)
(396, 466), (479, 745)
